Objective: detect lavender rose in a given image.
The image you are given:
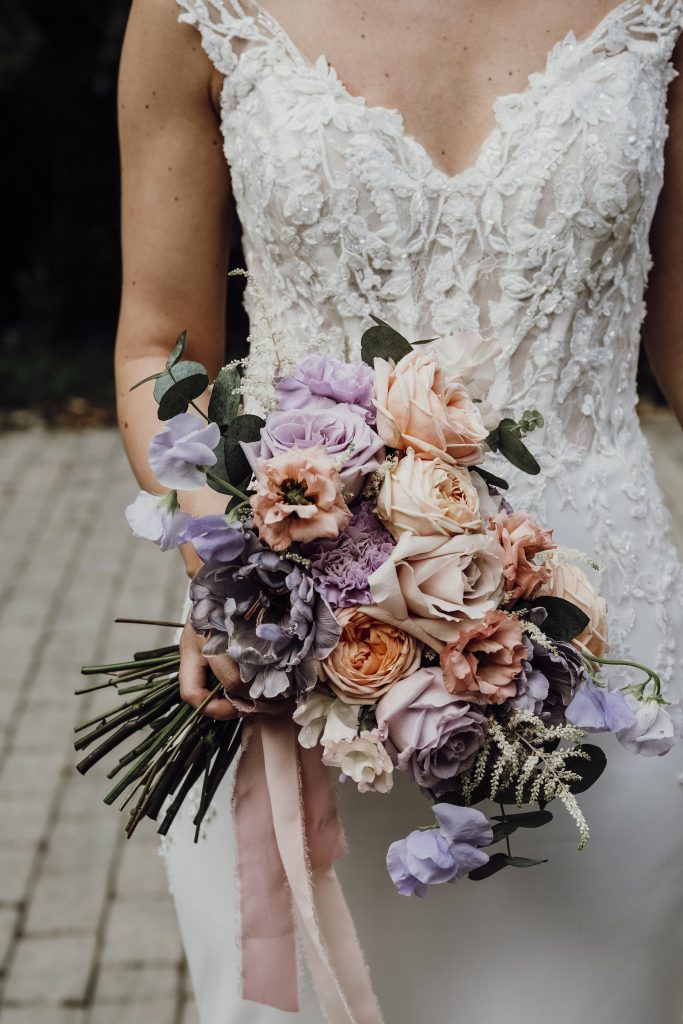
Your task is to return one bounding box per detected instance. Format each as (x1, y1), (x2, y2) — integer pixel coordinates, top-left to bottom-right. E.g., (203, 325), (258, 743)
(376, 667), (487, 789)
(241, 405), (385, 499)
(276, 355), (376, 424)
(306, 504), (395, 607)
(386, 803), (492, 897)
(148, 413), (220, 490)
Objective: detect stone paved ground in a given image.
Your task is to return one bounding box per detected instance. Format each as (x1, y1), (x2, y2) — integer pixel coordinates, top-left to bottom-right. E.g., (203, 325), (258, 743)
(0, 417), (680, 1024)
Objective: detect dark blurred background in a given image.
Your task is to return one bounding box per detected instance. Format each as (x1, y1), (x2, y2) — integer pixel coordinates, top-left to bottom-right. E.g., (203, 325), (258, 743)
(0, 0), (664, 427)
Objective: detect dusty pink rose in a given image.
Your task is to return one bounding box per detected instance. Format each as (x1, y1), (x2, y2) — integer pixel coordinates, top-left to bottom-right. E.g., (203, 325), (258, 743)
(373, 351), (488, 465)
(250, 444), (351, 551)
(540, 559), (609, 658)
(440, 611), (527, 705)
(488, 510), (555, 602)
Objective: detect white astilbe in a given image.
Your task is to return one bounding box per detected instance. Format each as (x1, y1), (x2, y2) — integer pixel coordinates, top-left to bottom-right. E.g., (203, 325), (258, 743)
(543, 547), (601, 572)
(463, 713), (591, 849)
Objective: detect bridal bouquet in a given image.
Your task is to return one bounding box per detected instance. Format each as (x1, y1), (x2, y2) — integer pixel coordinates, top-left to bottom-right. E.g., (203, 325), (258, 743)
(77, 314), (682, 896)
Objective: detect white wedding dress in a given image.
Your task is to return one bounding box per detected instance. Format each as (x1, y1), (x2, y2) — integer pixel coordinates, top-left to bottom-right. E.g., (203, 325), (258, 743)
(161, 1), (683, 1021)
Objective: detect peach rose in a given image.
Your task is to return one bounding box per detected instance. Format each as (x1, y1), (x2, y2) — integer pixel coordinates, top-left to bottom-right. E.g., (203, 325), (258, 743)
(250, 444), (351, 551)
(373, 351), (488, 465)
(320, 608), (421, 704)
(367, 531), (505, 647)
(488, 509), (555, 602)
(376, 448), (484, 539)
(540, 559), (609, 658)
(440, 611), (527, 705)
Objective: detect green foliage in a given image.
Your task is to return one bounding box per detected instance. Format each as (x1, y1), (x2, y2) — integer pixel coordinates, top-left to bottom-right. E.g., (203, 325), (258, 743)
(208, 364), (242, 426)
(360, 316), (413, 366)
(153, 361), (209, 420)
(516, 596), (590, 642)
(564, 744), (607, 794)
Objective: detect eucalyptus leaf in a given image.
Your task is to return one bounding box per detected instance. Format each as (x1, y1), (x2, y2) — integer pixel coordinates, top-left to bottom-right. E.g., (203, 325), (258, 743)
(565, 744), (607, 795)
(154, 361), (209, 421)
(166, 330), (188, 370)
(488, 821), (519, 844)
(360, 316), (413, 367)
(206, 437), (233, 495)
(516, 596), (590, 642)
(507, 856), (548, 868)
(468, 853), (511, 881)
(224, 414), (265, 484)
(470, 464), (510, 491)
(208, 364), (242, 427)
(496, 418), (541, 475)
(492, 810), (554, 829)
(129, 371), (163, 392)
(411, 336), (438, 346)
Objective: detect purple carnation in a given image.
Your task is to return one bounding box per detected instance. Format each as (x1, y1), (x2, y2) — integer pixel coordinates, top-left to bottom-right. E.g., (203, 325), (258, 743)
(386, 803), (492, 897)
(306, 504), (395, 607)
(276, 355), (376, 424)
(241, 405), (385, 499)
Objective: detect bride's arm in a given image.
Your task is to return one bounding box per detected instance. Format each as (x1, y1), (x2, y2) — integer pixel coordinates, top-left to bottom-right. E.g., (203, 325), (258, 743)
(643, 38), (683, 428)
(115, 0), (233, 578)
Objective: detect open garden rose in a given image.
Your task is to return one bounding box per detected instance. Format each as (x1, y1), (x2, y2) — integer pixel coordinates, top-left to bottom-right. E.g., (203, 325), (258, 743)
(376, 667), (488, 789)
(376, 448), (484, 539)
(373, 350), (488, 465)
(320, 608), (421, 704)
(440, 610), (527, 705)
(540, 559), (609, 657)
(242, 404), (385, 498)
(426, 332), (502, 400)
(488, 509), (555, 602)
(368, 532), (505, 646)
(250, 445), (351, 552)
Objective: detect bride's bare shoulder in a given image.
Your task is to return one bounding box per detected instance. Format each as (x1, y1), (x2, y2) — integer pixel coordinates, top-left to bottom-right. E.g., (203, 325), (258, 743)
(120, 0), (221, 111)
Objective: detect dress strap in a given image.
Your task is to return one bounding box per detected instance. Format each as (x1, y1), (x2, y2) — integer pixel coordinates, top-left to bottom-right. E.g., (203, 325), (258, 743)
(175, 0), (275, 76)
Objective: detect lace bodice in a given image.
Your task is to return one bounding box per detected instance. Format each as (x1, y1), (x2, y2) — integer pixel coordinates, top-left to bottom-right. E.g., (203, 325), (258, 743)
(175, 0), (683, 694)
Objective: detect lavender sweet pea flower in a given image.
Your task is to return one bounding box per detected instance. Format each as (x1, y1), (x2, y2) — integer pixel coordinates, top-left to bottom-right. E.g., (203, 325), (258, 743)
(125, 490), (190, 551)
(148, 413), (220, 490)
(242, 405), (385, 499)
(386, 803), (492, 897)
(617, 696), (683, 756)
(277, 355), (376, 424)
(566, 678), (637, 733)
(177, 515), (247, 562)
(306, 504), (395, 606)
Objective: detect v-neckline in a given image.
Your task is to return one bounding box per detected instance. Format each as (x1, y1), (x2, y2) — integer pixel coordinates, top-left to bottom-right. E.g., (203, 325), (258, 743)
(246, 0), (640, 185)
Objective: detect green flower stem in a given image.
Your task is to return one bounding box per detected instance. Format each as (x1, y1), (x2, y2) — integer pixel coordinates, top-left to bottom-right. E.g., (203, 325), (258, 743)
(81, 653), (179, 676)
(499, 802), (513, 858)
(204, 469), (249, 502)
(580, 652), (661, 696)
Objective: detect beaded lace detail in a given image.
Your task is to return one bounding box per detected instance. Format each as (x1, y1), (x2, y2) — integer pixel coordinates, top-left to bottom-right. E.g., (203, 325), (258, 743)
(176, 0), (683, 693)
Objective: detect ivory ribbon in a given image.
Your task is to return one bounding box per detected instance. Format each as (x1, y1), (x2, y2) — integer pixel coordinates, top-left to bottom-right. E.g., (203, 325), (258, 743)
(233, 716), (384, 1022)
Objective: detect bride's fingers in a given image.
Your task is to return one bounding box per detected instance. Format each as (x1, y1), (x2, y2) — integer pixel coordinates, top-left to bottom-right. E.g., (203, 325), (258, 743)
(178, 621), (239, 721)
(205, 652), (243, 691)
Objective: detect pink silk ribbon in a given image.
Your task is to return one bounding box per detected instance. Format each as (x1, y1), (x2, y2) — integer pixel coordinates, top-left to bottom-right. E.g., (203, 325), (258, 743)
(233, 716), (385, 1022)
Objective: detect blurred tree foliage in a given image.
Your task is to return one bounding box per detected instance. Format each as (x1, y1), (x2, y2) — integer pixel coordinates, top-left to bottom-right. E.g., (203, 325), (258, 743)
(0, 1), (664, 415)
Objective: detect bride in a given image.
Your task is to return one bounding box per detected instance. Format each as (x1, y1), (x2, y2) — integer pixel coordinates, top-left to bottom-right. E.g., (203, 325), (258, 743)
(114, 1), (683, 1021)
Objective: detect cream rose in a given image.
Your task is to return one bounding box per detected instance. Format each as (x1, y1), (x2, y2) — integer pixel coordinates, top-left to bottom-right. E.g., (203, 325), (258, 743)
(373, 351), (488, 465)
(540, 559), (609, 658)
(367, 531), (505, 647)
(425, 332), (502, 400)
(376, 448), (483, 539)
(320, 608), (422, 704)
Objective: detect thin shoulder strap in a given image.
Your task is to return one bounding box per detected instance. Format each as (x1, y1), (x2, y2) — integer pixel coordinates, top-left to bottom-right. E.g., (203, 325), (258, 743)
(175, 0), (270, 75)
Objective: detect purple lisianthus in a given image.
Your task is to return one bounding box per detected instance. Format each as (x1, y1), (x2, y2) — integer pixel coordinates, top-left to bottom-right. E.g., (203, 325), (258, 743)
(277, 355), (376, 424)
(306, 504), (395, 607)
(241, 405), (385, 499)
(376, 668), (488, 790)
(617, 696), (683, 756)
(386, 803), (492, 897)
(177, 515), (247, 563)
(566, 678), (637, 733)
(190, 536), (341, 700)
(125, 490), (190, 552)
(148, 413), (220, 490)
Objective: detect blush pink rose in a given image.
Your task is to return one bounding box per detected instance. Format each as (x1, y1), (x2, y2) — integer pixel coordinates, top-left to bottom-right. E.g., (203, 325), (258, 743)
(373, 351), (488, 465)
(488, 509), (555, 602)
(540, 559), (609, 658)
(250, 444), (351, 551)
(440, 611), (527, 705)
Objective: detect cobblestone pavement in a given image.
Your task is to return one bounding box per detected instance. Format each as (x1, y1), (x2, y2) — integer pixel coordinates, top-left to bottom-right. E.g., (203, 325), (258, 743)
(0, 418), (681, 1024)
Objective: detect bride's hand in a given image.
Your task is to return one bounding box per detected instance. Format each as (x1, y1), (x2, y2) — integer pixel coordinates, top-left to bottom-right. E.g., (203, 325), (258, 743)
(179, 619), (242, 721)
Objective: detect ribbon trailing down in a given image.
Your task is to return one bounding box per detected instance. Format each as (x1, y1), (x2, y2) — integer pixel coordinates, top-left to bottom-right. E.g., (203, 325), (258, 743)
(233, 716), (385, 1023)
